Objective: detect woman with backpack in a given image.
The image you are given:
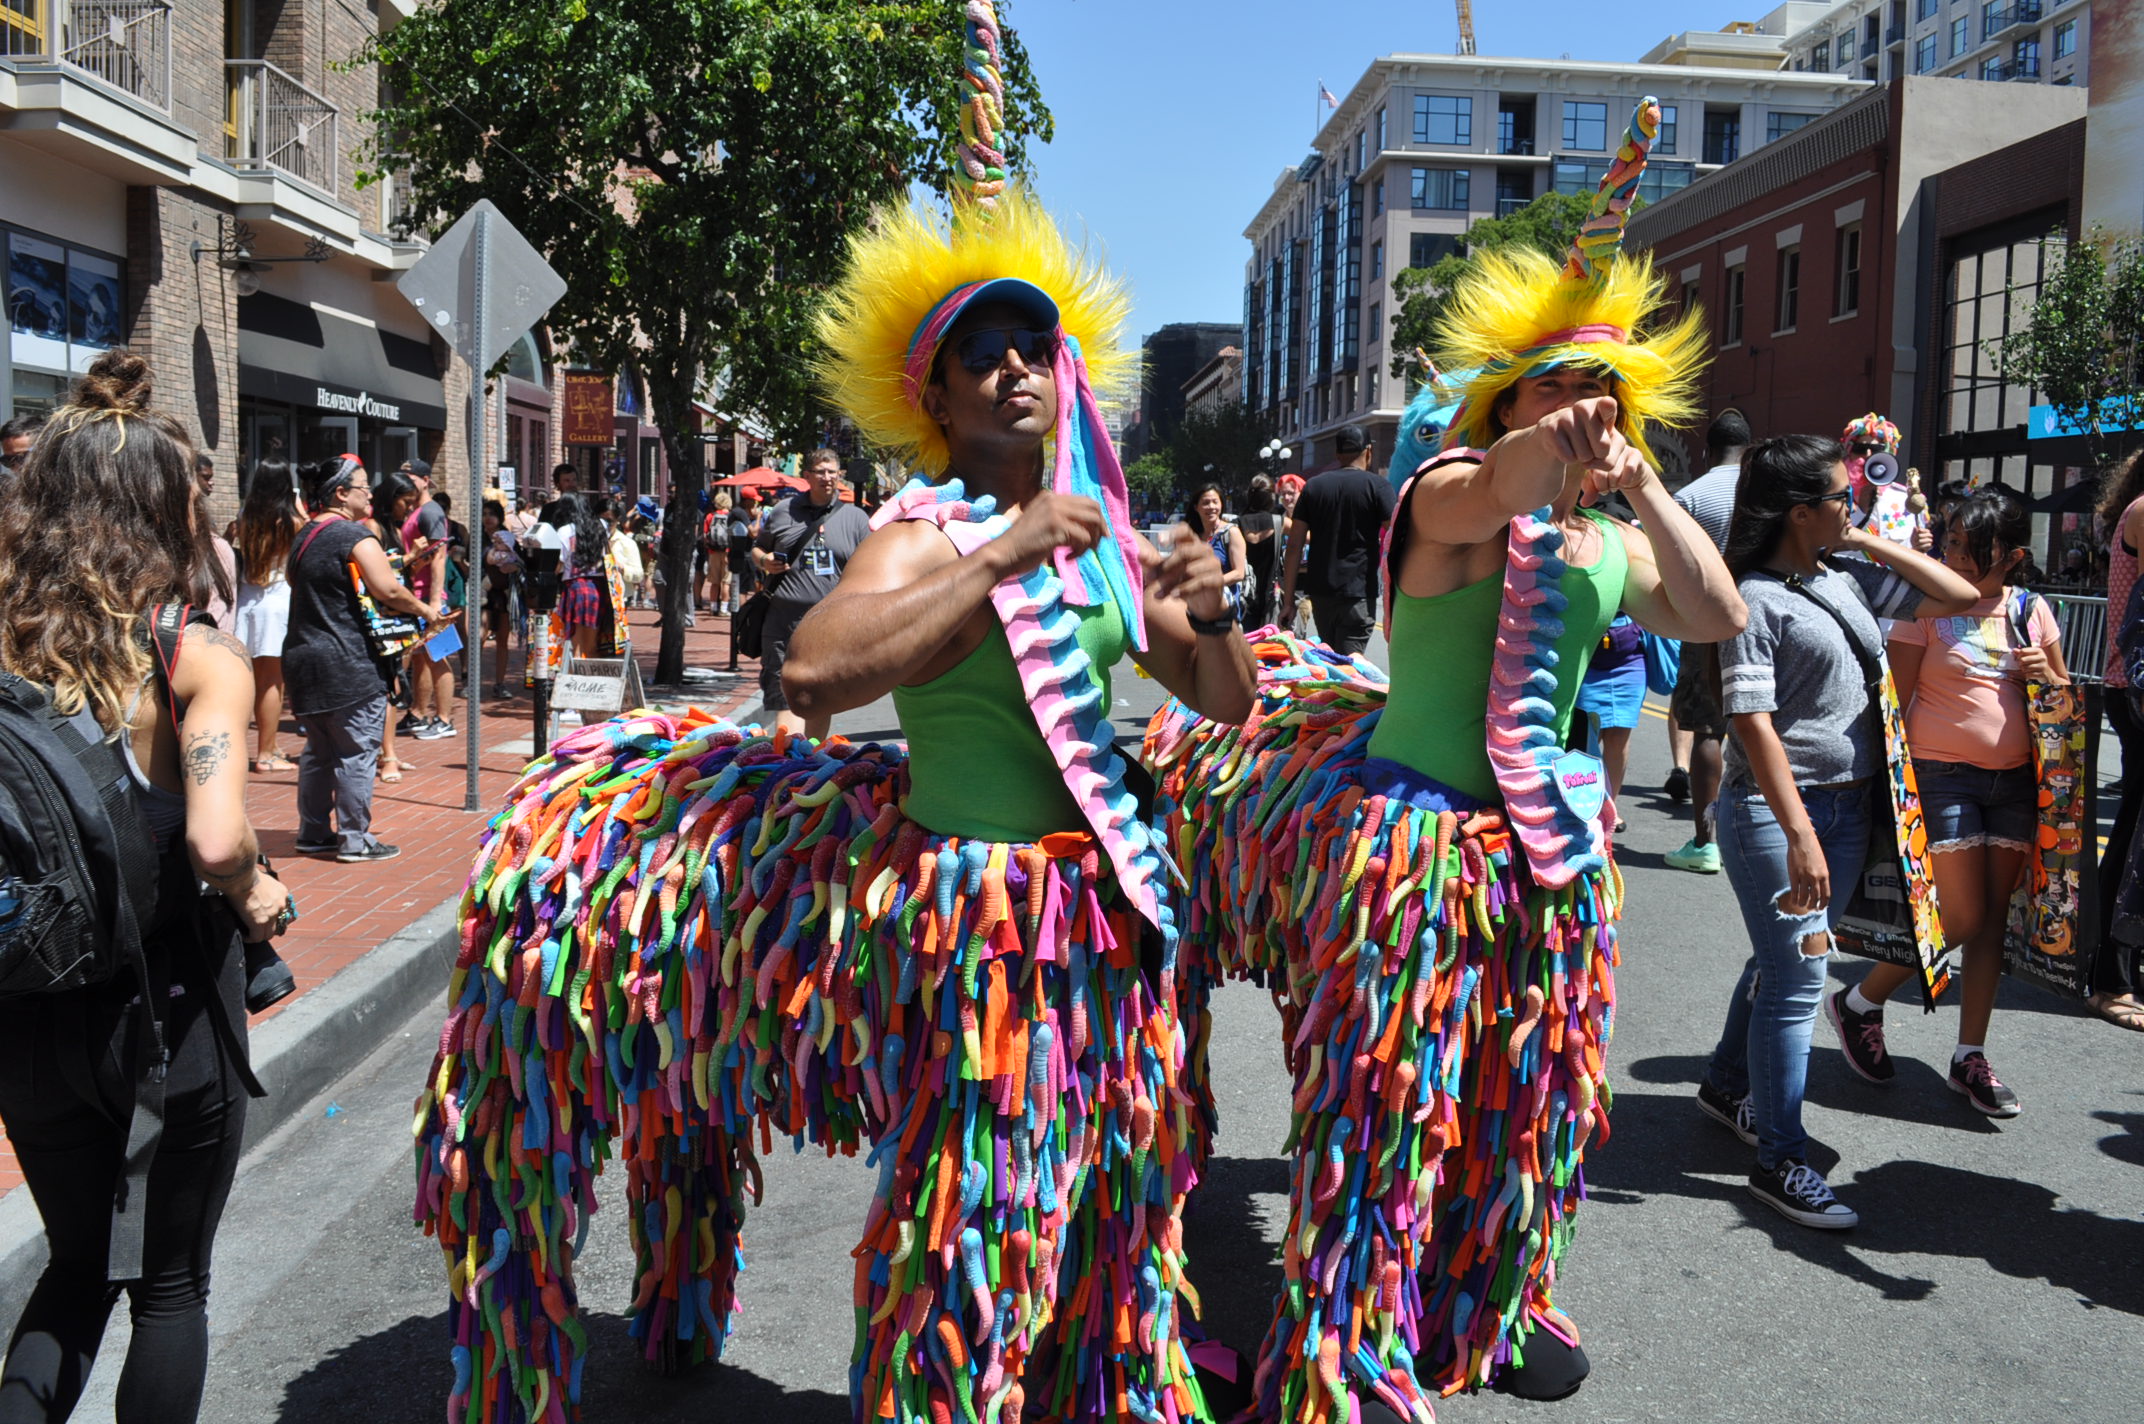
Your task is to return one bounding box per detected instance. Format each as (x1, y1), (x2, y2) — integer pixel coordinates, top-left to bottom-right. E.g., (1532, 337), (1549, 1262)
(0, 349), (293, 1423)
(701, 492), (734, 616)
(1828, 484), (2069, 1113)
(1694, 435), (1976, 1230)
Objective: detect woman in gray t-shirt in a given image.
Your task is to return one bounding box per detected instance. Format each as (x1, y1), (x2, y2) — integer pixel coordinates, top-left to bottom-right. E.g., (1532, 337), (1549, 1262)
(1695, 435), (1977, 1231)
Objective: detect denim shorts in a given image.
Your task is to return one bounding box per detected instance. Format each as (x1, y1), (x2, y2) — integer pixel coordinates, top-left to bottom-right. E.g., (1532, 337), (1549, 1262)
(1913, 758), (2037, 853)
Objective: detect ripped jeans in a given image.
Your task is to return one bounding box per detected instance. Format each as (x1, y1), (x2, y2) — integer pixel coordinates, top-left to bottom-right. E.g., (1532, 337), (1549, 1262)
(1705, 780), (1873, 1170)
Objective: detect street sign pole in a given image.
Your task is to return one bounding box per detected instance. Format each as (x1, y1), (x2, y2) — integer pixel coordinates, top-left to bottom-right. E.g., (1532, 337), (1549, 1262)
(463, 205), (489, 813)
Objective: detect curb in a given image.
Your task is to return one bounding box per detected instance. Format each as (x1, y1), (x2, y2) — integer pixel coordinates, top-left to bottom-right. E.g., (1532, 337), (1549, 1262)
(0, 689), (765, 1320)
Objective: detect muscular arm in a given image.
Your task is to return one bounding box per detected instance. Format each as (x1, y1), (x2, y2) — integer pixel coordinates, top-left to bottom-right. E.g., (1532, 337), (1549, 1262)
(1129, 532), (1257, 725)
(782, 521), (1014, 718)
(351, 535), (433, 620)
(1614, 478), (1746, 643)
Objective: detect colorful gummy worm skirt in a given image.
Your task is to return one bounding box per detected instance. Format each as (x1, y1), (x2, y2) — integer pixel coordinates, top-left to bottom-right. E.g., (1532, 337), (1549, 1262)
(411, 708), (1213, 1424)
(1144, 633), (1620, 1422)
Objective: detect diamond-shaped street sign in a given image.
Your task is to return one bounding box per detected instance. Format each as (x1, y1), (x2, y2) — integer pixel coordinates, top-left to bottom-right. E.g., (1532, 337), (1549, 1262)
(396, 199), (567, 374)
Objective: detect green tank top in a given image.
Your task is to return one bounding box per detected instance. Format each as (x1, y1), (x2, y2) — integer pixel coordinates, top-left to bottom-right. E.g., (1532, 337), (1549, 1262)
(895, 595), (1129, 841)
(1366, 509), (1627, 802)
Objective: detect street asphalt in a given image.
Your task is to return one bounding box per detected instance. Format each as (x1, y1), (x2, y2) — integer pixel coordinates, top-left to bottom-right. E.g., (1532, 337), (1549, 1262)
(57, 632), (2144, 1422)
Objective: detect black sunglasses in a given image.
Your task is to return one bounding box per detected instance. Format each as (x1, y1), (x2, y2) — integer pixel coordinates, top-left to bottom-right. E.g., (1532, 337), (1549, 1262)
(952, 327), (1059, 374)
(1801, 488), (1854, 507)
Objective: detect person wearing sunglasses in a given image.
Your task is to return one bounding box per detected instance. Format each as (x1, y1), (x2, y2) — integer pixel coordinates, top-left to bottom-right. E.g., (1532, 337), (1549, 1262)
(1697, 435), (1977, 1230)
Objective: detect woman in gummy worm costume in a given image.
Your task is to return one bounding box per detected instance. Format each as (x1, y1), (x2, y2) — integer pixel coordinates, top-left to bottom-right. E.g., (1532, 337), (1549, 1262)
(1144, 98), (1746, 1421)
(408, 177), (1261, 1424)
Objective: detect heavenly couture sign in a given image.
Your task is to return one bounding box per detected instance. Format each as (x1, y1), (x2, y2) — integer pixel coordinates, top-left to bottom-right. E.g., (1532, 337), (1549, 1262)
(313, 385), (403, 422)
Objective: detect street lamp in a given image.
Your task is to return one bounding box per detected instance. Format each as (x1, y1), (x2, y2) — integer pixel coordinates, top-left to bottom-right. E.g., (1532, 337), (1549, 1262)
(1259, 439), (1294, 475)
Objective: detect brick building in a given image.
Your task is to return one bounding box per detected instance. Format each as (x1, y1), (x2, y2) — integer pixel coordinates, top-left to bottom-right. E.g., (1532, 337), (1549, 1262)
(1624, 76), (2089, 494)
(0, 0), (698, 522)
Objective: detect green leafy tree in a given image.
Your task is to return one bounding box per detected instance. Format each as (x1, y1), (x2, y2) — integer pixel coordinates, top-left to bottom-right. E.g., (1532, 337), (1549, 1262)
(1991, 229), (2144, 469)
(1123, 452), (1176, 506)
(363, 1), (1050, 681)
(1167, 400), (1268, 495)
(1386, 191), (1596, 382)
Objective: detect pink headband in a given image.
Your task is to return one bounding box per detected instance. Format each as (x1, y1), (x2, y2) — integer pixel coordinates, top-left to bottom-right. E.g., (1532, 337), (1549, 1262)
(1524, 323), (1628, 349)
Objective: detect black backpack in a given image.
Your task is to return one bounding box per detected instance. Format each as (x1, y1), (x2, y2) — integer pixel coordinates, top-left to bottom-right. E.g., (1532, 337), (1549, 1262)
(0, 604), (239, 1280)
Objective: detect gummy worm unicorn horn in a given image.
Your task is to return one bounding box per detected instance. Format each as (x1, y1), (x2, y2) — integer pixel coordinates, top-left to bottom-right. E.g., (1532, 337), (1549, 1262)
(1563, 97), (1659, 282)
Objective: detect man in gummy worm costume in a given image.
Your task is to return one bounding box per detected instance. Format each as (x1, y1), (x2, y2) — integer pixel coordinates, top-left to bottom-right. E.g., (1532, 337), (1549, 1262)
(407, 185), (1261, 1423)
(1143, 98), (1746, 1422)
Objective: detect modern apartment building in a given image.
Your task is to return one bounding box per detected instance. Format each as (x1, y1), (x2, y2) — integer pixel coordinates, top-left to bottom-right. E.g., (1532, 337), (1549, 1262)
(1240, 45), (1867, 470)
(1781, 0), (2093, 88)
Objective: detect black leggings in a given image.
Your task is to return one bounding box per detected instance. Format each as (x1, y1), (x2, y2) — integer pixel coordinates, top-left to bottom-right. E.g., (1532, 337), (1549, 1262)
(0, 931), (248, 1424)
(2098, 690), (2144, 997)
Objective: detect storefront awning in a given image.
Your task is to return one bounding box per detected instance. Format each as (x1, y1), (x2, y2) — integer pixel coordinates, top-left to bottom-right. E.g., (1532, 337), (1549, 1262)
(692, 398), (772, 442)
(237, 292), (450, 430)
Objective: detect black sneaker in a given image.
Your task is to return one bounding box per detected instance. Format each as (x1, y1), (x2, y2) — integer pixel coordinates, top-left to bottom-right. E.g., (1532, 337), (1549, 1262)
(244, 954), (296, 1014)
(1826, 988), (1895, 1084)
(1748, 1158), (1858, 1229)
(294, 839), (338, 855)
(395, 712), (425, 735)
(337, 841), (403, 864)
(1664, 765), (1691, 803)
(1948, 1051), (2021, 1117)
(1696, 1080), (1758, 1146)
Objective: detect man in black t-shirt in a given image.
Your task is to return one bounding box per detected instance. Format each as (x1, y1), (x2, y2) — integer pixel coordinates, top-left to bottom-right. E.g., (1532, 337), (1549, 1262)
(1279, 423), (1395, 655)
(752, 450), (872, 742)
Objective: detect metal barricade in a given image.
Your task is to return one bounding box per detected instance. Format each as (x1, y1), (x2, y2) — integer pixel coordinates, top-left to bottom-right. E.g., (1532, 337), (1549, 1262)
(2030, 590), (2108, 683)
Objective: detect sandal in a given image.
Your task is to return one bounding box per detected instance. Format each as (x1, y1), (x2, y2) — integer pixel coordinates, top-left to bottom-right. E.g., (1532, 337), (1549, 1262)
(2089, 991), (2144, 1032)
(377, 757), (405, 784)
(251, 755), (298, 773)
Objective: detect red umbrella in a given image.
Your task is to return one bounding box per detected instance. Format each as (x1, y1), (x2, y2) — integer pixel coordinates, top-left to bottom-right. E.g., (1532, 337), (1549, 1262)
(712, 466), (807, 493)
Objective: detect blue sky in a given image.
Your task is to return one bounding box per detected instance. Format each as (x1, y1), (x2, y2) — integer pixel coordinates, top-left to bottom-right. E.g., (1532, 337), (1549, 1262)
(1011, 0), (1753, 335)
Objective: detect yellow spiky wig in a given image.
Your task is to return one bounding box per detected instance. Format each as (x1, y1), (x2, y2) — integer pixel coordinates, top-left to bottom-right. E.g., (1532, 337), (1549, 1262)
(1431, 96), (1708, 472)
(812, 188), (1134, 474)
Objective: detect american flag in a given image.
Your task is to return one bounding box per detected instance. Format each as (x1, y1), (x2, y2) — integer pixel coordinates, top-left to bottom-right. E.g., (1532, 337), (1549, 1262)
(1318, 80), (1339, 108)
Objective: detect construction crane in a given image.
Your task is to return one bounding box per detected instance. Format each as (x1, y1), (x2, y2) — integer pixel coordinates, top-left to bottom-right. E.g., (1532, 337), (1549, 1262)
(1455, 0), (1477, 55)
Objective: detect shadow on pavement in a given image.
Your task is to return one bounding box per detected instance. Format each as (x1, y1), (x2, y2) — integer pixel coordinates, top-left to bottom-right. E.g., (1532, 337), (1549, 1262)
(1180, 1153), (1290, 1362)
(2096, 1109), (2144, 1167)
(273, 1310), (850, 1423)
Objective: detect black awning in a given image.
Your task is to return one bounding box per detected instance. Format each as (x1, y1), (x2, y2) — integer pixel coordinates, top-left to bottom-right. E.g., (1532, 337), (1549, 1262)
(237, 294), (449, 430)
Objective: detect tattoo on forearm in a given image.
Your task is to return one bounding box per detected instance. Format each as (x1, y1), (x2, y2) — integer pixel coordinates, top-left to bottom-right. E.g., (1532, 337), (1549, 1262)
(182, 730), (231, 787)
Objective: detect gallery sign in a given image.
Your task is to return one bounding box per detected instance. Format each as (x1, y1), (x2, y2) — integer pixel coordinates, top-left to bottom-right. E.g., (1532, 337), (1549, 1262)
(563, 372), (614, 445)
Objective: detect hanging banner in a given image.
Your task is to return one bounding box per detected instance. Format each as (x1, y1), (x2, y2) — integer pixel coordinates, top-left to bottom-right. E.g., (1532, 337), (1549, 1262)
(563, 373), (614, 445)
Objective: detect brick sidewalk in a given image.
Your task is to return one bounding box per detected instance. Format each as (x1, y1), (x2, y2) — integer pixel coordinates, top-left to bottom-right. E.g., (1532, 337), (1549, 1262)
(0, 606), (762, 1196)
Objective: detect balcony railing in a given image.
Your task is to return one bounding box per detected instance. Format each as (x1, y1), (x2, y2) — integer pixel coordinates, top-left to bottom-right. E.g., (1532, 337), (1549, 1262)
(1987, 1), (2041, 37)
(227, 59), (338, 195)
(0, 0), (172, 111)
(1984, 54), (2042, 80)
(1885, 23), (1904, 44)
(1497, 137), (1534, 156)
(1496, 197), (1530, 217)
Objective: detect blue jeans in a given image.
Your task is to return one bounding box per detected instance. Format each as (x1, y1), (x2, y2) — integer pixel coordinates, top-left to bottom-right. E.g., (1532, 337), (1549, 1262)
(1706, 780), (1873, 1170)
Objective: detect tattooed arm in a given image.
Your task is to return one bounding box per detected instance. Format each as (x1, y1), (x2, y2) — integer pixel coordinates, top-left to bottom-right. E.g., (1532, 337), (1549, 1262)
(167, 623), (291, 938)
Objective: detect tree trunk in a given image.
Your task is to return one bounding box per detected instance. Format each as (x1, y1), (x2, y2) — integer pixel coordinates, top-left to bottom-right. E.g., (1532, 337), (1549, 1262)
(648, 376), (705, 687)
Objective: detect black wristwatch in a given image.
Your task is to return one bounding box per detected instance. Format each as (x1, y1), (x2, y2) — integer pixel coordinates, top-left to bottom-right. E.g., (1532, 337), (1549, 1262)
(1185, 607), (1240, 637)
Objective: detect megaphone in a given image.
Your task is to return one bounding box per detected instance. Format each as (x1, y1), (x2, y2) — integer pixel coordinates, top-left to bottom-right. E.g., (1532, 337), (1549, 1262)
(1864, 451), (1901, 487)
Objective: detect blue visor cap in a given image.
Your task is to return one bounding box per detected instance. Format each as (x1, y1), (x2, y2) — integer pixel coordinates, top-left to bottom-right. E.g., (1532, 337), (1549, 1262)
(1519, 350), (1627, 381)
(909, 277), (1063, 372)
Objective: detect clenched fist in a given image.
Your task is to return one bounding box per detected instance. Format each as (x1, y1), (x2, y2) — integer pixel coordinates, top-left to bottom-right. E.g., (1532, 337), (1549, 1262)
(990, 493), (1109, 580)
(1531, 396), (1653, 501)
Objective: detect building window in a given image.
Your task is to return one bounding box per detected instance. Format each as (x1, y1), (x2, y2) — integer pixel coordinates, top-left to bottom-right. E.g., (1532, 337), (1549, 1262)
(1835, 223), (1862, 316)
(1916, 0), (1938, 20)
(1775, 245), (1801, 332)
(1369, 301), (1383, 343)
(1411, 166), (1470, 210)
(1552, 158), (1609, 194)
(1562, 100), (1608, 150)
(1704, 109), (1741, 165)
(1767, 111), (1815, 143)
(1941, 233), (2056, 465)
(1371, 177), (1384, 217)
(2054, 18), (2076, 57)
(1370, 240), (1383, 280)
(1723, 265), (1745, 346)
(1414, 94), (1471, 146)
(1354, 131), (1366, 173)
(1637, 163), (1696, 203)
(1980, 55), (2000, 78)
(1376, 106), (1387, 150)
(3, 231), (124, 422)
(2015, 37), (2041, 75)
(1813, 40), (1831, 70)
(1681, 277), (1701, 312)
(1410, 232), (1457, 268)
(1981, 1), (2000, 41)
(1838, 32), (1855, 62)
(1950, 16), (1969, 56)
(1657, 103), (1678, 154)
(1915, 34), (1938, 71)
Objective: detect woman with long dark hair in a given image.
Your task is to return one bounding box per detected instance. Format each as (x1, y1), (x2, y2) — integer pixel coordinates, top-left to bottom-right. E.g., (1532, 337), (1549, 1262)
(1237, 474), (1282, 629)
(233, 462), (306, 772)
(0, 350), (292, 1423)
(1828, 484), (2067, 1112)
(360, 469), (419, 779)
(557, 490), (612, 659)
(1696, 434), (1977, 1228)
(1175, 482), (1247, 621)
(2091, 450), (2144, 1030)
